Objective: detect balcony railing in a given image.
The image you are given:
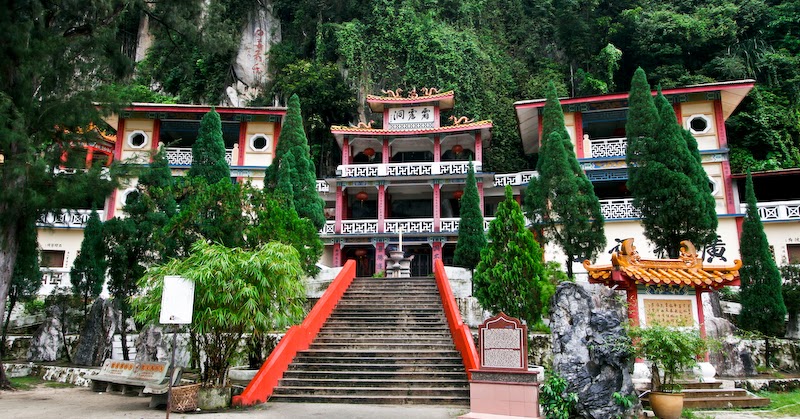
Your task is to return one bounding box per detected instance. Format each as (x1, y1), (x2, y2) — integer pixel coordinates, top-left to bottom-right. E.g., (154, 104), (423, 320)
(166, 147), (234, 166)
(338, 161), (482, 178)
(37, 209), (104, 228)
(494, 171), (537, 187)
(385, 219), (435, 234)
(316, 180), (330, 193)
(600, 198), (641, 220)
(40, 268), (70, 286)
(739, 200), (800, 221)
(320, 217), (498, 235)
(587, 137), (627, 159)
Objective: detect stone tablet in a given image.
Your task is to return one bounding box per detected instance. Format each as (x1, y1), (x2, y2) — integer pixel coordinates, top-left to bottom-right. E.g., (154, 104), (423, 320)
(479, 313), (527, 370)
(643, 298), (694, 327)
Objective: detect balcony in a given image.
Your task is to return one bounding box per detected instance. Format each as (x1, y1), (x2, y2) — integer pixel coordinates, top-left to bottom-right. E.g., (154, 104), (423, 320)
(739, 200), (800, 221)
(600, 198), (641, 220)
(586, 136), (627, 159)
(493, 171), (537, 187)
(320, 217), (498, 236)
(166, 147), (234, 166)
(338, 161), (481, 178)
(37, 209), (104, 228)
(316, 180), (331, 193)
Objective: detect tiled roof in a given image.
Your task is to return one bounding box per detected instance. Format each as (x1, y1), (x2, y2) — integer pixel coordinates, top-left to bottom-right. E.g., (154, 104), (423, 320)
(330, 120), (493, 135)
(584, 238), (741, 289)
(366, 90), (455, 103)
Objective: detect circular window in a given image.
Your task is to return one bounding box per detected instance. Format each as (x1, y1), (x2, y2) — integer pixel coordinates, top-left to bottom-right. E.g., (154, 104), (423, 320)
(127, 130), (148, 149)
(249, 134), (271, 152)
(686, 114), (711, 135)
(708, 176), (720, 196)
(122, 188), (139, 206)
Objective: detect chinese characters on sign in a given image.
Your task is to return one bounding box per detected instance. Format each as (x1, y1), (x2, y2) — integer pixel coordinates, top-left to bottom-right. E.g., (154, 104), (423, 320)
(704, 235), (727, 263)
(388, 106), (435, 130)
(643, 299), (694, 327)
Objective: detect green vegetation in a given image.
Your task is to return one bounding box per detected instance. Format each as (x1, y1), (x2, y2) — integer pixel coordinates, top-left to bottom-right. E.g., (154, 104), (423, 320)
(187, 108), (230, 184)
(9, 375), (44, 390)
(453, 161), (486, 271)
(540, 372), (579, 419)
(629, 325), (709, 392)
(473, 186), (549, 327)
(70, 209), (106, 318)
(757, 390), (800, 417)
(2, 216), (41, 357)
(739, 171), (787, 364)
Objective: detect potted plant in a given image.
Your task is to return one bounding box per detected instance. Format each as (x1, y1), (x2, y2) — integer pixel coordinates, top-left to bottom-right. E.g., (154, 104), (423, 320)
(133, 241), (307, 410)
(629, 324), (709, 419)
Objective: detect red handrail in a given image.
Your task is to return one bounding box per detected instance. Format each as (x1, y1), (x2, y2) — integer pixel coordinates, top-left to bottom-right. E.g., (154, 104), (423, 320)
(232, 260), (357, 406)
(433, 259), (479, 379)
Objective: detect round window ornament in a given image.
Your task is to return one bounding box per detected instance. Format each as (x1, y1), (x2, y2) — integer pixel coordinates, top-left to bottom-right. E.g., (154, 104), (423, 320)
(249, 134), (271, 152)
(127, 130), (148, 149)
(686, 114), (711, 135)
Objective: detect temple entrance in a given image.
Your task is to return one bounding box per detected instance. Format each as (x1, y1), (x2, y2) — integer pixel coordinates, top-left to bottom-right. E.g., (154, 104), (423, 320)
(406, 245), (432, 277)
(345, 246), (375, 277)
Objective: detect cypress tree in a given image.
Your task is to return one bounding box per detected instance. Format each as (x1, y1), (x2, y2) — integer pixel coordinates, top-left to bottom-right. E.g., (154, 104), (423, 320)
(188, 108), (230, 184)
(739, 171), (787, 363)
(474, 186), (548, 326)
(525, 82), (605, 277)
(2, 215), (40, 357)
(267, 94), (325, 230)
(626, 69), (717, 257)
(70, 209), (106, 318)
(453, 161), (486, 271)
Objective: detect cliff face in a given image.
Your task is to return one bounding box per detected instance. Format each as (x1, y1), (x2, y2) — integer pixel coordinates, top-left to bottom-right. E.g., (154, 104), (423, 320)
(228, 5), (281, 106)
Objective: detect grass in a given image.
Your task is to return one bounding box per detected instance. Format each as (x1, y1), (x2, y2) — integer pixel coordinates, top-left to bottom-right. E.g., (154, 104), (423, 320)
(8, 376), (45, 390)
(756, 390), (800, 417)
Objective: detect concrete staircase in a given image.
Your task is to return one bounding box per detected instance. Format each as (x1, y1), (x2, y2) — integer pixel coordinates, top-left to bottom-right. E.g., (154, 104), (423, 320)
(270, 277), (470, 405)
(642, 381), (770, 410)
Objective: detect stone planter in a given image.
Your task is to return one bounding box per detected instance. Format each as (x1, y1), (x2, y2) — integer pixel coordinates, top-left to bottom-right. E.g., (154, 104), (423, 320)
(197, 386), (232, 410)
(228, 366), (258, 382)
(649, 391), (684, 419)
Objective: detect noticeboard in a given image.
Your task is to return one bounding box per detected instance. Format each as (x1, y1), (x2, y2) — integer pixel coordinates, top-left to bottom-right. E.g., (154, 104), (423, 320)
(159, 276), (195, 325)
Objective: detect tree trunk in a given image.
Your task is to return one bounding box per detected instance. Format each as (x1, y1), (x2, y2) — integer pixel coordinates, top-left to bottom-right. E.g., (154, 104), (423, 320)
(119, 305), (130, 361)
(566, 255), (574, 279)
(1, 295), (17, 358)
(0, 222), (20, 388)
(765, 336), (772, 369)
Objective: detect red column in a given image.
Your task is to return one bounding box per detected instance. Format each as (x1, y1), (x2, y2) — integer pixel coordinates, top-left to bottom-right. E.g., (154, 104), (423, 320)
(272, 119), (282, 157)
(108, 118), (126, 220)
(333, 243), (342, 267)
(574, 112), (584, 158)
(378, 185), (385, 233)
(152, 119), (161, 154)
(478, 181), (484, 215)
(85, 148), (95, 168)
(475, 132), (482, 163)
(343, 137), (350, 165)
(238, 121), (247, 166)
(433, 183), (441, 232)
(537, 114), (543, 149)
(383, 138), (390, 164)
(627, 285), (639, 327)
(434, 135), (441, 162)
(375, 242), (386, 274)
(335, 186), (344, 233)
(432, 241), (442, 262)
(714, 100), (737, 215)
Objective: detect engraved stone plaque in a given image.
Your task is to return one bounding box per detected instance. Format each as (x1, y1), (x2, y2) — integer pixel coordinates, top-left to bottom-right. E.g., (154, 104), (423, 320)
(643, 298), (694, 327)
(479, 313), (527, 370)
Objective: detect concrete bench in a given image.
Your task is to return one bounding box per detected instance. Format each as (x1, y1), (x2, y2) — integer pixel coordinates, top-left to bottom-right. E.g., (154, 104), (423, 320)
(91, 359), (170, 396)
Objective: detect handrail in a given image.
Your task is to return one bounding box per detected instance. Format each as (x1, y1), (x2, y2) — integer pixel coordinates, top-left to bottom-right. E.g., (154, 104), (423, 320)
(232, 259), (357, 406)
(433, 259), (479, 379)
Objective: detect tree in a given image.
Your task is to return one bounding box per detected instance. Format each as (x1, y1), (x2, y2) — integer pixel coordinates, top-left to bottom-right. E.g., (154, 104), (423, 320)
(739, 171), (787, 365)
(133, 241), (307, 387)
(266, 94), (326, 231)
(0, 1), (131, 388)
(70, 209), (106, 318)
(187, 108), (230, 184)
(453, 161), (486, 271)
(525, 83), (605, 277)
(473, 186), (549, 326)
(625, 68), (717, 257)
(1, 215), (41, 357)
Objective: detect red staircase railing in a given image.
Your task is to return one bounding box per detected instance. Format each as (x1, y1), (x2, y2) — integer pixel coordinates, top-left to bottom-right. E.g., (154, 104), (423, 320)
(433, 259), (479, 379)
(232, 260), (357, 406)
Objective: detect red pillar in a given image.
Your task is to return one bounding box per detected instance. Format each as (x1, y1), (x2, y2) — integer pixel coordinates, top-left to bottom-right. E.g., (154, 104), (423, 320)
(475, 132), (482, 163)
(477, 181), (484, 215)
(433, 183), (441, 232)
(432, 241), (442, 262)
(108, 118), (126, 220)
(434, 135), (441, 162)
(574, 112), (584, 158)
(378, 184), (386, 233)
(335, 186), (344, 234)
(343, 137), (350, 165)
(238, 121), (248, 166)
(333, 243), (342, 267)
(375, 242), (386, 273)
(627, 285), (639, 327)
(383, 138), (390, 164)
(85, 148), (95, 168)
(152, 118), (161, 154)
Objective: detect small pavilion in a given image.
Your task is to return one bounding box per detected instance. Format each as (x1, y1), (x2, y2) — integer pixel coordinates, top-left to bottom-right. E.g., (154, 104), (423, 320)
(583, 238), (741, 337)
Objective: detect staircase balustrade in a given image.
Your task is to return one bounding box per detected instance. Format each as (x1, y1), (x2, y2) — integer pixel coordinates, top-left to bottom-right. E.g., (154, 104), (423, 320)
(433, 259), (479, 379)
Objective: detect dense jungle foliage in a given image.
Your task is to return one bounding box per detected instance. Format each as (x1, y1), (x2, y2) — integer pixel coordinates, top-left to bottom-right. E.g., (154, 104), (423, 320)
(122, 0), (800, 175)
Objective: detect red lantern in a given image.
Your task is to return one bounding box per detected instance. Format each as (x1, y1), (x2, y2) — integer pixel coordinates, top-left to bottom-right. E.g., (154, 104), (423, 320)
(363, 147), (376, 157)
(354, 248), (368, 257)
(356, 191), (369, 202)
(452, 144), (464, 154)
(453, 190), (464, 200)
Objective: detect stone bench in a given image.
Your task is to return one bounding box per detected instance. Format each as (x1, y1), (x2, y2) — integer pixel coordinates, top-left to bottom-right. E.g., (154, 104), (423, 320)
(90, 359), (170, 396)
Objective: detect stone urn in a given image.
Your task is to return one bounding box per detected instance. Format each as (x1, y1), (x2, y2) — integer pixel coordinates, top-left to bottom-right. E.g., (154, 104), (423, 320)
(649, 392), (684, 419)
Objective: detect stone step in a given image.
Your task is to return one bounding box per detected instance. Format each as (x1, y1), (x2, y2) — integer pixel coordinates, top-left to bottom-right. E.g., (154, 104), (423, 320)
(642, 390), (771, 410)
(323, 319), (446, 326)
(272, 385), (470, 398)
(268, 393), (469, 405)
(281, 370), (468, 381)
(278, 377), (469, 388)
(682, 389), (751, 398)
(310, 341), (455, 349)
(332, 306), (444, 312)
(298, 349), (461, 358)
(318, 325), (451, 333)
(286, 362), (465, 372)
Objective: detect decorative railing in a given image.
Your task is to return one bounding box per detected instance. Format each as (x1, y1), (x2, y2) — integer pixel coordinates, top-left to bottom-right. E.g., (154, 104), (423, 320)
(316, 180), (330, 193)
(384, 219), (435, 234)
(440, 217), (497, 232)
(37, 209), (104, 228)
(40, 268), (70, 286)
(493, 171), (537, 187)
(165, 147), (234, 166)
(588, 137), (627, 158)
(600, 198), (641, 219)
(319, 221), (335, 235)
(434, 259), (479, 379)
(740, 200), (800, 221)
(340, 220), (378, 234)
(338, 161), (482, 178)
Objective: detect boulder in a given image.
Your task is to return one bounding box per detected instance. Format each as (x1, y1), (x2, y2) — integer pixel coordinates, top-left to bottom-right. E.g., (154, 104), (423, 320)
(27, 306), (65, 362)
(229, 3), (282, 105)
(73, 298), (118, 366)
(550, 282), (641, 419)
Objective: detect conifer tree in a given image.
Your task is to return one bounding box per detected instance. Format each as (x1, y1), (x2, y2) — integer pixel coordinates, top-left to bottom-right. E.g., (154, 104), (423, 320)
(1, 215), (40, 357)
(187, 108), (230, 184)
(474, 186), (549, 326)
(625, 68), (717, 257)
(70, 209), (106, 318)
(454, 161), (486, 271)
(739, 171), (787, 363)
(525, 83), (605, 277)
(266, 94), (325, 230)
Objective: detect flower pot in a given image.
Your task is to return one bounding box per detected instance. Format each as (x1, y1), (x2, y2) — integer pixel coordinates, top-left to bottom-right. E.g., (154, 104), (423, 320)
(197, 386), (232, 410)
(228, 366), (259, 382)
(649, 391), (684, 419)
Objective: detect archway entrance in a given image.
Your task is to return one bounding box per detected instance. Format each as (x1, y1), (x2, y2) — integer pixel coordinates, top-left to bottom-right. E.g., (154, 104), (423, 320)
(345, 246), (375, 277)
(406, 245), (432, 277)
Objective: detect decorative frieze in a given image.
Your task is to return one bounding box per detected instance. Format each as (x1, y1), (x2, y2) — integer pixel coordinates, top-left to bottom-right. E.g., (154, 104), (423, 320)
(166, 147), (234, 166)
(588, 137), (627, 158)
(37, 210), (104, 229)
(600, 198), (641, 220)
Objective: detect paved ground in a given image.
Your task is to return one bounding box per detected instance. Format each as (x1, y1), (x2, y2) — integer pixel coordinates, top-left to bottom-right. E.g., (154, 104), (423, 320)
(0, 385), (467, 419)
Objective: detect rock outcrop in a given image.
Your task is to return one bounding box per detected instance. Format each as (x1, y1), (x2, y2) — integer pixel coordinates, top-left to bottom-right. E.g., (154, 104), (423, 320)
(550, 282), (641, 419)
(73, 298), (118, 366)
(27, 306), (66, 362)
